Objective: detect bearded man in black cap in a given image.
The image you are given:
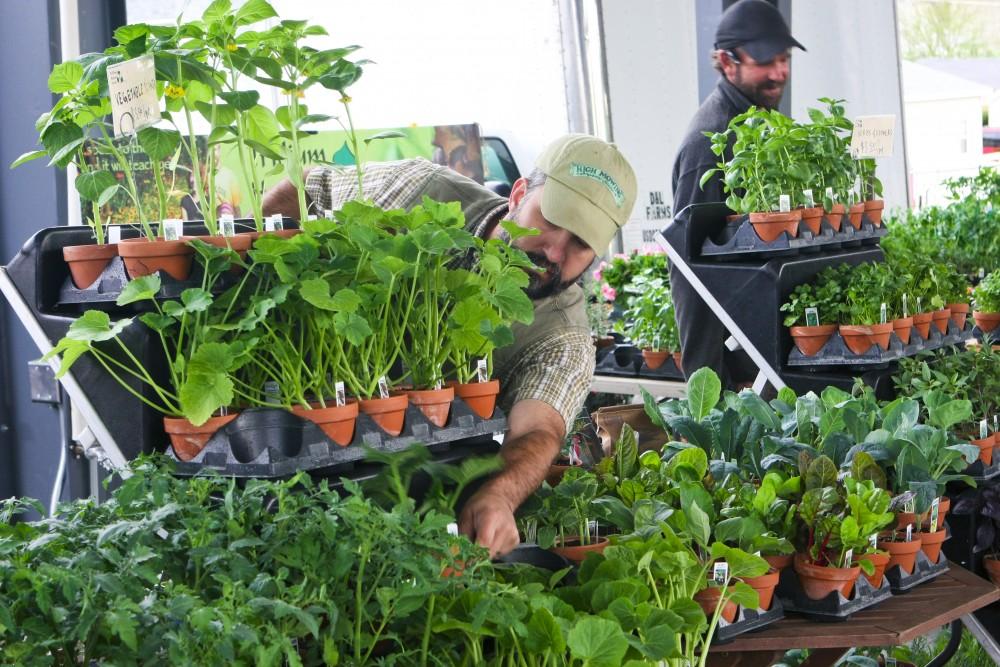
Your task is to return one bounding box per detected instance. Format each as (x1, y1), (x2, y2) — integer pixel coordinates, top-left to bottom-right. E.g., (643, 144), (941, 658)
(669, 0), (805, 389)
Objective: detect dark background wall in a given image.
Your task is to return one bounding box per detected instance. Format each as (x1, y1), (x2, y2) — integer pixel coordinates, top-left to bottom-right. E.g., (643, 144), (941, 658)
(0, 0), (122, 506)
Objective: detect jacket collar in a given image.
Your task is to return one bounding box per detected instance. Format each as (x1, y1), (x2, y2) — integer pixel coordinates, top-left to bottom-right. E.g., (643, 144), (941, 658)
(717, 76), (756, 115)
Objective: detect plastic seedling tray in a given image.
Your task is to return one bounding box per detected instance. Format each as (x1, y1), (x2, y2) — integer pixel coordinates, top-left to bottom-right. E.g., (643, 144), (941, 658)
(787, 320), (974, 368)
(594, 344), (641, 377)
(713, 596), (785, 644)
(637, 356), (684, 380)
(973, 326), (1000, 344)
(885, 547), (949, 594)
(169, 396), (507, 478)
(699, 215), (887, 261)
(775, 563), (892, 622)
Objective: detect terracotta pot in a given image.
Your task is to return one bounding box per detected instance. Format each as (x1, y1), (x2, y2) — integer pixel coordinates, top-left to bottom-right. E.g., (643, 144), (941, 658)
(931, 308), (952, 334)
(912, 311), (933, 339)
(672, 352), (683, 373)
(551, 536), (609, 565)
(972, 434), (994, 465)
(974, 310), (1000, 334)
(825, 203), (845, 232)
(881, 537), (923, 575)
(892, 316), (914, 345)
(743, 568), (780, 611)
(62, 243), (118, 289)
(118, 237), (195, 280)
(641, 349), (670, 369)
(748, 210), (799, 243)
(291, 400), (358, 446)
(693, 585), (738, 623)
(407, 386), (455, 427)
(896, 511), (917, 530)
(359, 394), (409, 436)
(869, 321), (893, 350)
(839, 324), (875, 355)
(764, 553), (794, 572)
(863, 199), (885, 227)
(789, 324), (837, 356)
(983, 555), (1000, 586)
(918, 528), (947, 564)
(857, 550), (890, 588)
(846, 202), (865, 229)
(163, 413), (238, 461)
(593, 335), (615, 350)
(793, 553), (861, 600)
(947, 303), (970, 330)
(450, 379), (500, 419)
(800, 206), (824, 235)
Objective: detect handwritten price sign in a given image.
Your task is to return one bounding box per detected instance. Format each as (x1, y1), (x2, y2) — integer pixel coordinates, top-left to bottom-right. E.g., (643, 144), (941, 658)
(850, 115), (896, 159)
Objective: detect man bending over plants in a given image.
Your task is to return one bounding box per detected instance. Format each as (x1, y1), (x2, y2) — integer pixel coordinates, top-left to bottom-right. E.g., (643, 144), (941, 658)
(263, 134), (637, 557)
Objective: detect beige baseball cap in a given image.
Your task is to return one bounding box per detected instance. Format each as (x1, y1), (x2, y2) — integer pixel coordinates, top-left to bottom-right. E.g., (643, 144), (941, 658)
(534, 134), (637, 254)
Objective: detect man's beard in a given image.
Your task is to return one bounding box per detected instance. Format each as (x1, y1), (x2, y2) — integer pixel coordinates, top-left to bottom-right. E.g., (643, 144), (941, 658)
(733, 71), (784, 110)
(497, 222), (579, 299)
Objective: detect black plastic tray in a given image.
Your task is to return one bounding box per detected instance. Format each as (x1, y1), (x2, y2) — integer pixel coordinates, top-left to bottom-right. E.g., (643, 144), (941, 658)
(169, 397), (506, 478)
(786, 320), (973, 368)
(885, 548), (949, 593)
(963, 454), (1000, 482)
(776, 562), (892, 621)
(714, 596), (785, 643)
(594, 344), (641, 377)
(700, 215), (887, 261)
(973, 326), (999, 343)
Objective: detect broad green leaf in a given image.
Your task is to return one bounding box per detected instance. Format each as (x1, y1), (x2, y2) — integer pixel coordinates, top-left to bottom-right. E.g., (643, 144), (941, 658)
(48, 61), (84, 93)
(333, 312), (372, 346)
(234, 0), (276, 25)
(244, 105), (280, 148)
(75, 170), (118, 201)
(137, 127), (181, 161)
(116, 275), (161, 305)
(9, 149), (47, 169)
(66, 310), (131, 342)
(687, 367), (721, 421)
(219, 90), (261, 112)
(40, 122), (84, 168)
(567, 616), (629, 667)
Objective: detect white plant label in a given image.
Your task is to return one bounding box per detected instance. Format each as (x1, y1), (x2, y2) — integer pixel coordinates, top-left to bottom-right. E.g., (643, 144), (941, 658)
(930, 498), (940, 533)
(434, 378), (443, 390)
(264, 381), (279, 401)
(779, 194), (791, 212)
(902, 294), (909, 318)
(803, 189), (814, 208)
(306, 214), (318, 221)
(653, 335), (661, 351)
(335, 381), (345, 407)
(266, 213), (284, 231)
(377, 376), (390, 399)
(994, 415), (998, 432)
(107, 225), (122, 244)
(825, 186), (835, 202)
(982, 419), (989, 439)
(850, 115), (896, 158)
(446, 522), (459, 536)
(917, 296), (923, 312)
(324, 209), (334, 219)
(220, 214), (235, 237)
(162, 219), (183, 241)
(906, 524), (913, 542)
(805, 307), (820, 327)
(843, 549), (853, 567)
(477, 358), (488, 383)
(870, 534), (878, 550)
(106, 54), (159, 137)
(713, 562), (729, 586)
(981, 267), (987, 279)
(905, 497), (915, 513)
(880, 303), (888, 324)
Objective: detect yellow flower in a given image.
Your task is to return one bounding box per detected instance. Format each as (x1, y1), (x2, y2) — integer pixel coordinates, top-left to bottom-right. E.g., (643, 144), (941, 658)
(165, 84), (185, 99)
(281, 88), (305, 98)
(339, 94), (352, 104)
(225, 42), (238, 52)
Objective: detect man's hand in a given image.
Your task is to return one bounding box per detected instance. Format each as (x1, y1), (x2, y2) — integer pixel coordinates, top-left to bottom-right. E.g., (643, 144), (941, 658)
(458, 487), (519, 558)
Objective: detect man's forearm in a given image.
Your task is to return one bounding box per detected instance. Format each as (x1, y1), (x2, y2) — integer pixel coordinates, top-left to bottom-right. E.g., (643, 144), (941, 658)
(479, 428), (560, 510)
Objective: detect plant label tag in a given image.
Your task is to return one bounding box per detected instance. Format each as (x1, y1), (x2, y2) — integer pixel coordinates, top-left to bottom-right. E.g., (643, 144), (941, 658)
(982, 419), (989, 439)
(902, 293), (909, 318)
(994, 415), (998, 432)
(917, 296), (923, 312)
(220, 214), (235, 237)
(446, 522), (459, 536)
(851, 114), (896, 158)
(843, 549), (853, 567)
(825, 186), (835, 202)
(266, 214), (284, 231)
(713, 562), (728, 585)
(378, 376), (390, 399)
(880, 302), (888, 324)
(805, 307), (820, 327)
(803, 189), (814, 208)
(906, 524), (913, 542)
(335, 381), (345, 407)
(779, 194), (791, 212)
(162, 219), (183, 241)
(156, 528), (168, 540)
(106, 54), (159, 137)
(980, 267), (986, 279)
(307, 214), (318, 221)
(653, 335), (661, 351)
(870, 534), (878, 550)
(108, 225), (122, 244)
(930, 498), (940, 533)
(905, 497), (915, 513)
(263, 381), (279, 401)
(324, 209), (333, 219)
(477, 359), (488, 383)
(434, 378), (443, 390)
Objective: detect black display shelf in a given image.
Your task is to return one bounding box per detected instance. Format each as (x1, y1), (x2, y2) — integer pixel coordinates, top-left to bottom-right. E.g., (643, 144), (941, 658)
(775, 563), (892, 622)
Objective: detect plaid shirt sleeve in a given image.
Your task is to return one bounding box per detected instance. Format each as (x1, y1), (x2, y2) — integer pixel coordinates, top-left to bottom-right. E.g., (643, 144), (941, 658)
(304, 160), (437, 213)
(495, 329), (595, 435)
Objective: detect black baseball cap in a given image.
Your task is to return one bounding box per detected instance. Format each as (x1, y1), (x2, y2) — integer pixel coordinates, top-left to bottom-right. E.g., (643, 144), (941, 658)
(714, 0), (805, 64)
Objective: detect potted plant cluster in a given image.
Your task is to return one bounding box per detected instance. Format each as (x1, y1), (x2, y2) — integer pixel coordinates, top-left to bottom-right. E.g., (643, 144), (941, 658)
(700, 98), (880, 243)
(613, 265), (681, 370)
(973, 269), (1000, 335)
(595, 247), (670, 313)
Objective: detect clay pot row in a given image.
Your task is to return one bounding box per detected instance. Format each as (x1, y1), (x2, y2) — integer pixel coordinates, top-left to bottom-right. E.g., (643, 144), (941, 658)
(748, 199), (884, 244)
(640, 349), (683, 372)
(789, 304), (969, 357)
(164, 379), (501, 461)
(61, 230), (301, 290)
(970, 431), (999, 466)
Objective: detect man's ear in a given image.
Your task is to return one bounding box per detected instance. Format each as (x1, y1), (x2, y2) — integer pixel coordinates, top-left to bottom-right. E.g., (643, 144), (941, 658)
(508, 177), (529, 210)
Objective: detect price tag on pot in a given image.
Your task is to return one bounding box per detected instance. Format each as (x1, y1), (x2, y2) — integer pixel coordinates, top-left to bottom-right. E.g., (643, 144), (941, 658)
(713, 562), (728, 585)
(265, 214), (284, 232)
(906, 524), (913, 542)
(106, 54), (159, 137)
(779, 194), (791, 212)
(653, 335), (661, 351)
(307, 214), (318, 221)
(880, 302), (888, 324)
(805, 307), (820, 327)
(930, 498), (940, 533)
(477, 359), (488, 383)
(850, 114), (896, 158)
(902, 293), (909, 318)
(803, 189), (815, 208)
(108, 225), (122, 244)
(843, 549), (853, 567)
(982, 419), (989, 439)
(220, 214), (235, 237)
(162, 219), (183, 241)
(335, 381), (345, 407)
(917, 296), (923, 312)
(994, 415), (998, 433)
(378, 376), (390, 399)
(981, 267), (986, 279)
